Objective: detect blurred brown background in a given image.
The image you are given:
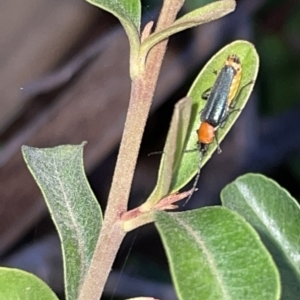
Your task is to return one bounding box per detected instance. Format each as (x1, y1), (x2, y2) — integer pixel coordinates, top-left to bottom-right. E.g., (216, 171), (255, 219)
(1, 0), (300, 299)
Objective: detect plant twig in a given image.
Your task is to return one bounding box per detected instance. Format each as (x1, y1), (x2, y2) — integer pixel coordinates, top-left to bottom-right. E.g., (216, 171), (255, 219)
(78, 1), (184, 300)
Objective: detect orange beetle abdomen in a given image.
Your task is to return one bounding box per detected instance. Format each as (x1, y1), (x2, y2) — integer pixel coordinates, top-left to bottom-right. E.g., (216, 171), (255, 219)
(198, 122), (215, 145)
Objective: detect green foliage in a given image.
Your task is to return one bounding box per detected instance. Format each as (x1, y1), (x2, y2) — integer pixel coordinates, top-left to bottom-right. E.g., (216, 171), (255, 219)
(141, 0), (236, 57)
(172, 41), (259, 192)
(0, 268), (59, 300)
(145, 41), (259, 209)
(85, 0), (141, 77)
(85, 0), (141, 34)
(15, 0), (292, 300)
(222, 173), (300, 299)
(146, 97), (192, 206)
(155, 208), (280, 300)
(22, 143), (102, 300)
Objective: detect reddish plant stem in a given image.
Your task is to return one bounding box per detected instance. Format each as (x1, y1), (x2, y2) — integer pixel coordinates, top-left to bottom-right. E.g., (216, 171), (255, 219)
(78, 1), (184, 300)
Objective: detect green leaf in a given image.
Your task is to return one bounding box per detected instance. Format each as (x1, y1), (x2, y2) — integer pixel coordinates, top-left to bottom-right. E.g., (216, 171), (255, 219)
(85, 0), (141, 77)
(141, 0), (235, 56)
(155, 207), (280, 300)
(0, 267), (58, 300)
(85, 0), (140, 32)
(221, 173), (300, 299)
(22, 143), (102, 300)
(171, 40), (259, 192)
(145, 97), (192, 207)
